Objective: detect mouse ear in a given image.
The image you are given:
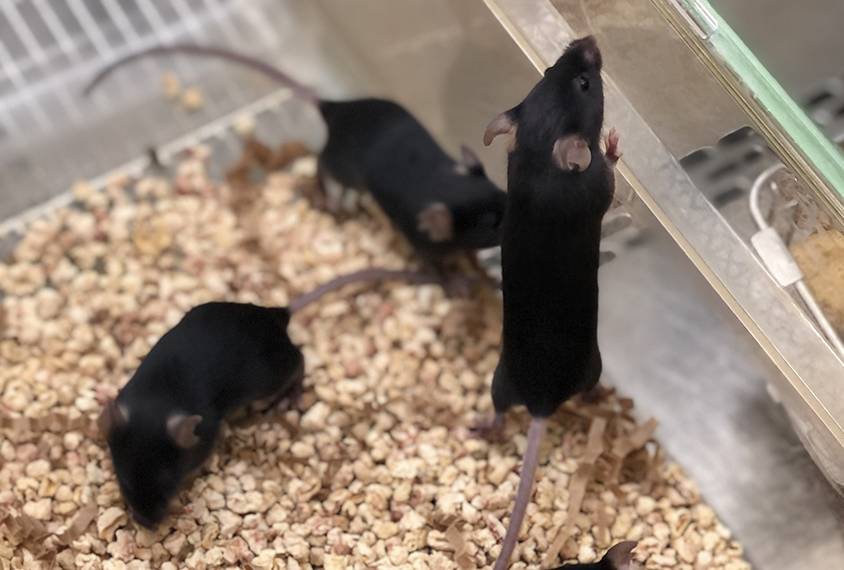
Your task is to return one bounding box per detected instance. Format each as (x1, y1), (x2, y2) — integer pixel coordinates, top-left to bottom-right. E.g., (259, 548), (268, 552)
(483, 111), (517, 147)
(603, 541), (637, 570)
(460, 145), (486, 177)
(166, 413), (202, 449)
(97, 399), (129, 437)
(552, 135), (592, 172)
(417, 202), (454, 243)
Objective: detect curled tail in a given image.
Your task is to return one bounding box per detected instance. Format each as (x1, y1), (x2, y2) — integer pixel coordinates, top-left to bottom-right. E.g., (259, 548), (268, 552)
(83, 43), (319, 105)
(493, 417), (547, 570)
(287, 268), (441, 314)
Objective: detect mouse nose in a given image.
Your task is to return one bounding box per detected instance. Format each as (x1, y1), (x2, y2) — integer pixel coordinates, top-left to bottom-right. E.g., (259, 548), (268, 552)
(575, 35), (601, 68)
(128, 506), (158, 530)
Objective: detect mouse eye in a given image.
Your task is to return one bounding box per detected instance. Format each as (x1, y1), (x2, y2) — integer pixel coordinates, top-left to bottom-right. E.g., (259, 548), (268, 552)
(579, 75), (590, 91)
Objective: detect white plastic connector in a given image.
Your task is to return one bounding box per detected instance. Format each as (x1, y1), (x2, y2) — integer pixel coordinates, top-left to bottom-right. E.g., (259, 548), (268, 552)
(749, 163), (844, 360)
(750, 227), (804, 287)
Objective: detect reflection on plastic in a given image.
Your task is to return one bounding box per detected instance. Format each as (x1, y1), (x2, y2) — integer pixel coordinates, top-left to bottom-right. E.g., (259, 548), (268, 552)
(666, 0), (718, 40)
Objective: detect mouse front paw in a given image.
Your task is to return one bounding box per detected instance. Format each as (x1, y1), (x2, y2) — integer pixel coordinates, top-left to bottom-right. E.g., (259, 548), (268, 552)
(604, 128), (622, 166)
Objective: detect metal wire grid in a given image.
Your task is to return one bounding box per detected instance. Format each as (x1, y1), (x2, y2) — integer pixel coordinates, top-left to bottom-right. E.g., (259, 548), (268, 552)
(0, 0), (285, 139)
(0, 0), (311, 227)
(681, 126), (785, 243)
(803, 76), (844, 144)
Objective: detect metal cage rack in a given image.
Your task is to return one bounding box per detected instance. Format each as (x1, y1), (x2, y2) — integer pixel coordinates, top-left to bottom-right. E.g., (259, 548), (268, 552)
(1, 1), (844, 568)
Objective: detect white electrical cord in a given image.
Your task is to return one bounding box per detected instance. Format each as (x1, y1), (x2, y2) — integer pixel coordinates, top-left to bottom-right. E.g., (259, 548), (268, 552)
(749, 164), (844, 359)
(748, 163), (784, 232)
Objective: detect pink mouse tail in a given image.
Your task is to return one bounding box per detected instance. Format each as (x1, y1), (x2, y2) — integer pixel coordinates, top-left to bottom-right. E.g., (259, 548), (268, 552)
(83, 43), (319, 106)
(492, 417), (547, 570)
(287, 267), (441, 314)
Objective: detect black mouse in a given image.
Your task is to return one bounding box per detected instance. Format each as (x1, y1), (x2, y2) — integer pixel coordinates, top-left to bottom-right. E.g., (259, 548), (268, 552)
(478, 36), (621, 570)
(84, 45), (507, 285)
(551, 542), (637, 570)
(97, 268), (436, 529)
(98, 302), (302, 529)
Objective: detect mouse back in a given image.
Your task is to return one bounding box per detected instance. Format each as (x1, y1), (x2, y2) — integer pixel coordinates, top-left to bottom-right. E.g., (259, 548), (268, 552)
(118, 303), (298, 411)
(317, 98), (433, 190)
(319, 98), (506, 257)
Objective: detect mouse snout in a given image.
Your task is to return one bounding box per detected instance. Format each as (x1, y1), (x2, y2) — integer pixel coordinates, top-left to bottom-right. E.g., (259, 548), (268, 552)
(580, 35), (598, 49)
(568, 35), (602, 69)
(125, 495), (169, 530)
(580, 36), (600, 63)
(127, 505), (159, 530)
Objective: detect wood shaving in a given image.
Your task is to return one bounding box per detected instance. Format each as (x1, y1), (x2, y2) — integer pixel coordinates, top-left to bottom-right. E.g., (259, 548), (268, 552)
(181, 87), (205, 112)
(0, 141), (750, 570)
(792, 229), (844, 334)
(445, 523), (473, 570)
(56, 502), (99, 545)
(543, 417), (605, 566)
(161, 72), (182, 101)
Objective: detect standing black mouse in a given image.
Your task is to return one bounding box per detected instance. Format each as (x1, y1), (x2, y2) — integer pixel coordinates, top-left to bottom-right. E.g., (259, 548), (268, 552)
(478, 36), (621, 570)
(97, 268), (436, 529)
(84, 45), (507, 284)
(551, 542), (637, 570)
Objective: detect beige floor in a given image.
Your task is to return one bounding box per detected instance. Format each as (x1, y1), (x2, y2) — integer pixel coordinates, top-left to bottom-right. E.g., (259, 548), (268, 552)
(600, 203), (844, 570)
(1, 0), (842, 567)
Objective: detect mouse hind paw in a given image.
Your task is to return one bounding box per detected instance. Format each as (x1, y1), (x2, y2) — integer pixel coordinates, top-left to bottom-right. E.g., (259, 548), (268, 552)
(311, 166), (344, 214)
(276, 361), (306, 412)
(440, 271), (474, 298)
(255, 360), (306, 415)
(438, 268), (498, 298)
(471, 413), (506, 443)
